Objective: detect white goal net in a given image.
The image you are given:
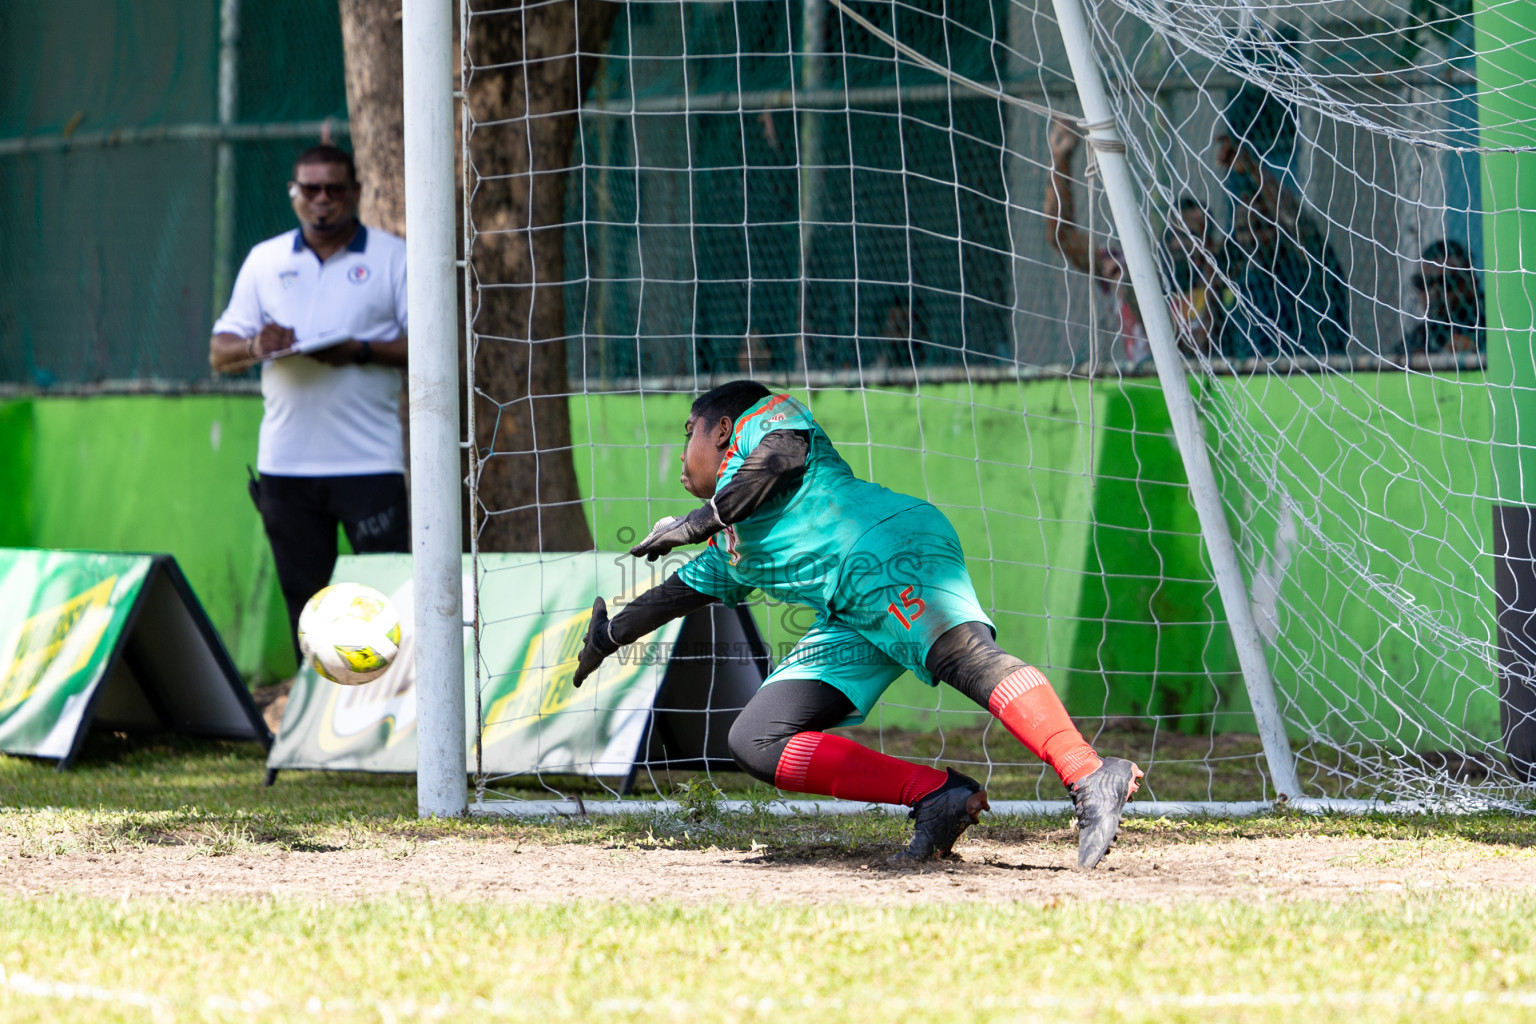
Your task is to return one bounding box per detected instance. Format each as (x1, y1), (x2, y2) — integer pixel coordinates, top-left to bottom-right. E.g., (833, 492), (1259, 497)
(457, 0), (1536, 812)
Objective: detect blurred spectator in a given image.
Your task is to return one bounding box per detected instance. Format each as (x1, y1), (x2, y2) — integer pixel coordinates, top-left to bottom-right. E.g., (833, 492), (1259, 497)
(1403, 239), (1484, 355)
(1162, 195), (1224, 355)
(1045, 120), (1223, 365)
(209, 145), (410, 657)
(1045, 119), (1150, 367)
(1215, 134), (1350, 359)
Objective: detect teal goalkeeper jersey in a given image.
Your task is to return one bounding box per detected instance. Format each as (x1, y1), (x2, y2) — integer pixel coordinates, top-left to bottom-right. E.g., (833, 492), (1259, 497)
(677, 394), (928, 612)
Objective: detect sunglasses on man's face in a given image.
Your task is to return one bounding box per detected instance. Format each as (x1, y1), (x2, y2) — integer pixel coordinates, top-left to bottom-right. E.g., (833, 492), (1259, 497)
(291, 182), (354, 200)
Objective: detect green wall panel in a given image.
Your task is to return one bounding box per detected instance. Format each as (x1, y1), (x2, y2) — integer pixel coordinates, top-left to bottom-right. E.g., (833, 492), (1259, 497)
(7, 395), (292, 683)
(2, 377), (1500, 746)
(0, 400), (33, 547)
(1477, 0), (1536, 504)
(1206, 371), (1499, 748)
(1068, 381), (1244, 733)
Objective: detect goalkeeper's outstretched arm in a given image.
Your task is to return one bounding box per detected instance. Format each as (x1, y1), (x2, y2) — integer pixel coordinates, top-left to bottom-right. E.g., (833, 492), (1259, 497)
(1044, 119), (1093, 275)
(572, 573), (718, 687)
(629, 430), (811, 560)
(581, 415), (809, 683)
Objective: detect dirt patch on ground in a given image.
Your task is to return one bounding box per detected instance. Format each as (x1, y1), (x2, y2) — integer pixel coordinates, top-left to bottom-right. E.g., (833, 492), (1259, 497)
(4, 834), (1534, 905)
(251, 679), (292, 735)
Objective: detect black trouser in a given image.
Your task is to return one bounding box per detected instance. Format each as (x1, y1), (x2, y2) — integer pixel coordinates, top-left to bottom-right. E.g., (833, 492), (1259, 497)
(251, 472), (411, 660)
(727, 621), (1027, 783)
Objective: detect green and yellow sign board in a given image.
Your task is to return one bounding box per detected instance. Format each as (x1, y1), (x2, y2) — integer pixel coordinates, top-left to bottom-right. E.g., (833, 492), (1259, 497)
(0, 549), (270, 763)
(267, 553), (767, 784)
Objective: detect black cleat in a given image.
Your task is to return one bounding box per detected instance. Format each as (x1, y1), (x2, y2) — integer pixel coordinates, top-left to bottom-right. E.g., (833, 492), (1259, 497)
(1069, 757), (1143, 869)
(890, 769), (990, 864)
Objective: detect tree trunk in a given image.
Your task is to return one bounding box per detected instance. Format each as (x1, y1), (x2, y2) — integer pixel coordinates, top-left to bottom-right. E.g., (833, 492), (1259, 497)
(340, 0), (611, 553)
(338, 0), (406, 237)
(464, 0), (615, 552)
(338, 0), (414, 501)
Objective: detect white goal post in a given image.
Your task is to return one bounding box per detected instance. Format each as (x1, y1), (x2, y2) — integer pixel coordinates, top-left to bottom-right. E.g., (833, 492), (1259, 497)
(404, 0), (466, 818)
(1042, 0), (1302, 798)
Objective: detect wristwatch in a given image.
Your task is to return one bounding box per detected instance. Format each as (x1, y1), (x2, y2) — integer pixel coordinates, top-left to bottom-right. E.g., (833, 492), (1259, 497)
(355, 341), (374, 365)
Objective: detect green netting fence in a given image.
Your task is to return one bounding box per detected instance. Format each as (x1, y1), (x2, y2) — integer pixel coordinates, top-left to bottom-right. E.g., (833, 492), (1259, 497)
(5, 1), (1482, 390)
(0, 0), (348, 388)
(570, 0), (1027, 382)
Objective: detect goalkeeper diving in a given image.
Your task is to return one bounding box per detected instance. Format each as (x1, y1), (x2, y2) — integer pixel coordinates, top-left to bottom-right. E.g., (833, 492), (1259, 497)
(573, 381), (1141, 867)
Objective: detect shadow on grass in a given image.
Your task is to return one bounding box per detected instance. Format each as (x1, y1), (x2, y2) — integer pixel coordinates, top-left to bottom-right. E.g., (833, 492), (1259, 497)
(4, 729), (1535, 858)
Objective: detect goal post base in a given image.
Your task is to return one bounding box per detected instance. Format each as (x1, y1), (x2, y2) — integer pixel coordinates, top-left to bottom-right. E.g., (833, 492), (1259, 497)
(468, 797), (1473, 819)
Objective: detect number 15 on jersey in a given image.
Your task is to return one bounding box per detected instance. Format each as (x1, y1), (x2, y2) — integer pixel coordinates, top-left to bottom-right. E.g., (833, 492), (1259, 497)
(888, 586), (926, 630)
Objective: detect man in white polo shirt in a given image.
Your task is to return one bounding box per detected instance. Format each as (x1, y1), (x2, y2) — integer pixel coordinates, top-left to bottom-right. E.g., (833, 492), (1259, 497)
(210, 145), (409, 657)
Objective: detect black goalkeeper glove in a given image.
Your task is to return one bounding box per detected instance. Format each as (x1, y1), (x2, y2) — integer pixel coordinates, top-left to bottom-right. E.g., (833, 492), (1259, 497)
(572, 597), (620, 688)
(628, 501), (724, 562)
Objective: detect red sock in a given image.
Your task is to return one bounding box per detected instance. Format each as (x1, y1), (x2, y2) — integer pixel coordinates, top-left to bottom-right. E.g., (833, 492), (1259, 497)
(988, 666), (1102, 786)
(774, 732), (949, 806)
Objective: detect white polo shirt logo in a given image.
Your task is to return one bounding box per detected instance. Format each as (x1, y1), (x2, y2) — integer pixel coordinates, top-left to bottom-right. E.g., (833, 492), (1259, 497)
(347, 265), (370, 284)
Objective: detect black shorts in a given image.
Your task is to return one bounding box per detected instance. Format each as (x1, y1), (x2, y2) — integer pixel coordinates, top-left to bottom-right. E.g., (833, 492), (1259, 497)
(252, 471), (410, 656)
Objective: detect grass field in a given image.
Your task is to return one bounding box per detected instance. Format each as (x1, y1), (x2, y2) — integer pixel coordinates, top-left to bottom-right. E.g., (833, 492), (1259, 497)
(5, 737), (1536, 1023)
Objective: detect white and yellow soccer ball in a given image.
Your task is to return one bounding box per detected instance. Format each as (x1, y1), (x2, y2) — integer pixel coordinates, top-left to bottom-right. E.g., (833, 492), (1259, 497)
(297, 583), (402, 686)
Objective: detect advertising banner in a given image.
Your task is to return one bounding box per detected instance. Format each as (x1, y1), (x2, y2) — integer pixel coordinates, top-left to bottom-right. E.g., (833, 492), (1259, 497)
(266, 553), (768, 785)
(0, 549), (271, 764)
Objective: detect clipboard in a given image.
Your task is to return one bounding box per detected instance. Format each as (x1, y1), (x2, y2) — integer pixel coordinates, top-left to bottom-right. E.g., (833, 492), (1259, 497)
(222, 326), (347, 374)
